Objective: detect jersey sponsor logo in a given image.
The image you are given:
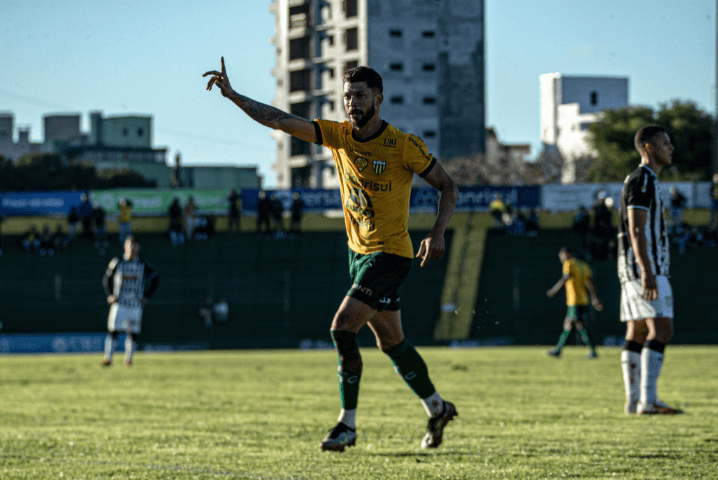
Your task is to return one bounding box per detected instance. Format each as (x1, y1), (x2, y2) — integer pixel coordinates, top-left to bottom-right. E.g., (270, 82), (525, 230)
(350, 148), (373, 157)
(344, 172), (392, 192)
(352, 283), (374, 297)
(354, 156), (369, 172)
(383, 138), (397, 147)
(408, 135), (431, 161)
(373, 160), (387, 175)
(378, 298), (391, 305)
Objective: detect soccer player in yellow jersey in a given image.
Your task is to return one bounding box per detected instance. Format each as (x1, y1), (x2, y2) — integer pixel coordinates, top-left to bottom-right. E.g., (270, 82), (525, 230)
(545, 247), (603, 358)
(204, 59), (458, 452)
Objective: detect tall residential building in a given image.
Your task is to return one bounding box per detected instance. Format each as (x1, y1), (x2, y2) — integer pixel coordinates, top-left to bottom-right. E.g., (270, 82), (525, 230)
(540, 73), (629, 184)
(270, 0), (485, 188)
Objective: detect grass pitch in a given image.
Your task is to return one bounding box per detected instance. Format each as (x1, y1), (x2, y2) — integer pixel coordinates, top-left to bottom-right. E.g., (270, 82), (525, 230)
(1, 346), (716, 479)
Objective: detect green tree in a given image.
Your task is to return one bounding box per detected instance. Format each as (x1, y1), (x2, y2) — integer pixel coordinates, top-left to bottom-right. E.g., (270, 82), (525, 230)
(2, 153), (156, 190)
(585, 100), (713, 182)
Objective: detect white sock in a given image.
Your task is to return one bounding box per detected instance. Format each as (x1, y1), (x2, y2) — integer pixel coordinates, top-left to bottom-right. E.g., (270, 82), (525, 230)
(337, 409), (356, 429)
(640, 346), (664, 406)
(421, 391), (444, 418)
(104, 334), (114, 361)
(124, 335), (134, 363)
(621, 350), (641, 405)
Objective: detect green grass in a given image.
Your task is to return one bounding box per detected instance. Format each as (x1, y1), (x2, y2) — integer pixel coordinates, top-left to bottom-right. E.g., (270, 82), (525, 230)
(1, 346), (716, 479)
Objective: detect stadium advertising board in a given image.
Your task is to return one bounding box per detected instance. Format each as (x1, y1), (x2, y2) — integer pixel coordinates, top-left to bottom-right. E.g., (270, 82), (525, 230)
(0, 333), (113, 354)
(542, 182), (703, 212)
(0, 191), (86, 216)
(91, 189), (231, 216)
(241, 186), (540, 213)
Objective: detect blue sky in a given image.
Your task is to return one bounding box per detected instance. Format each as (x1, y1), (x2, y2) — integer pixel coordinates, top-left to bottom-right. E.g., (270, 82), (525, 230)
(1, 0), (715, 187)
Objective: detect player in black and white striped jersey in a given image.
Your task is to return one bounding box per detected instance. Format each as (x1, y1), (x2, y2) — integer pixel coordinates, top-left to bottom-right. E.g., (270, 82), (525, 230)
(617, 125), (682, 415)
(102, 236), (159, 366)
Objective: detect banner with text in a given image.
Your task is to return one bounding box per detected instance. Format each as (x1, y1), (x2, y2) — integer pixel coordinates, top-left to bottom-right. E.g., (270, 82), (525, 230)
(0, 191), (86, 216)
(90, 189), (231, 216)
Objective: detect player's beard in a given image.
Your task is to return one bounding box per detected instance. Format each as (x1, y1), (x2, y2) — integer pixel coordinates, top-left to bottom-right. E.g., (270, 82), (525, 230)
(350, 104), (376, 128)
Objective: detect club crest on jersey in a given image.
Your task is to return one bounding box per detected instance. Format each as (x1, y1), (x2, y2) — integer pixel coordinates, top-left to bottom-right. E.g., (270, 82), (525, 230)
(372, 160), (387, 175)
(354, 156), (369, 172)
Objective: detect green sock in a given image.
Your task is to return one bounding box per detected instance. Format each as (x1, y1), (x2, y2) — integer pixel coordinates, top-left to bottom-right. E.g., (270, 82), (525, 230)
(579, 328), (595, 350)
(556, 330), (571, 351)
(383, 339), (436, 398)
(330, 330), (362, 410)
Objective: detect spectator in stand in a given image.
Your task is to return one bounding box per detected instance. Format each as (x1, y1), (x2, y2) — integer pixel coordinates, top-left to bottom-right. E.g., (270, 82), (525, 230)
(573, 206), (590, 250)
(591, 194), (614, 261)
(67, 206), (80, 241)
(53, 225), (69, 251)
(256, 190), (272, 236)
(92, 203), (109, 250)
(271, 194), (285, 237)
(79, 194), (94, 239)
(169, 197), (185, 246)
(509, 209), (526, 236)
(289, 192), (305, 236)
(526, 209), (539, 237)
(0, 215), (5, 256)
(213, 297), (229, 325)
(668, 187), (686, 234)
(39, 225), (55, 256)
(118, 198), (133, 244)
(22, 225), (40, 254)
(710, 173), (718, 233)
(489, 194), (507, 229)
(184, 196), (197, 241)
(228, 189), (242, 232)
(675, 224), (704, 254)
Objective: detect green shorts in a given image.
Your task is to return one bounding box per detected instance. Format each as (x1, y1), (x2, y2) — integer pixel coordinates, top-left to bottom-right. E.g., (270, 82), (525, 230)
(347, 248), (413, 311)
(566, 305), (589, 323)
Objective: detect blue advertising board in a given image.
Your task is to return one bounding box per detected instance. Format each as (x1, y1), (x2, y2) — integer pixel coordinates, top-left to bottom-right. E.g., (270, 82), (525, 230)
(0, 191), (86, 216)
(241, 186), (540, 214)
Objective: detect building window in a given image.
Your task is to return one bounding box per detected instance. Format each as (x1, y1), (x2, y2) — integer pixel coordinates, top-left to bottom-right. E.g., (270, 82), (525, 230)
(423, 131), (437, 138)
(289, 69), (312, 92)
(290, 102), (312, 156)
(389, 29), (402, 37)
(122, 128), (128, 137)
(590, 91), (598, 106)
(137, 127), (144, 137)
(422, 63), (436, 72)
(423, 97), (436, 105)
(289, 36), (311, 60)
(390, 96), (404, 104)
(288, 4), (311, 29)
(422, 31), (435, 38)
(345, 27), (358, 51)
(389, 63), (403, 72)
(344, 60), (359, 71)
(344, 0), (358, 18)
(291, 166), (312, 188)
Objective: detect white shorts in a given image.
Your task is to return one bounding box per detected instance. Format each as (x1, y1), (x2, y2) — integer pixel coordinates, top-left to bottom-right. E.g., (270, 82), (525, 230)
(108, 304), (143, 334)
(620, 275), (673, 322)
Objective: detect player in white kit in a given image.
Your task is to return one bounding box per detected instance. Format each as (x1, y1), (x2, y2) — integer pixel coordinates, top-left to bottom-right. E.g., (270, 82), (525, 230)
(102, 236), (159, 366)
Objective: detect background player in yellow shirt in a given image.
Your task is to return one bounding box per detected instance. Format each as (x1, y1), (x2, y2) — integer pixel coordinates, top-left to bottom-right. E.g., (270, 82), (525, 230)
(545, 247), (603, 358)
(204, 59), (458, 452)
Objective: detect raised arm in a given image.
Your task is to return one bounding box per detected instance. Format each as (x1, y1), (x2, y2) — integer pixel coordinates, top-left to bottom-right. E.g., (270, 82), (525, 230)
(415, 162), (458, 267)
(546, 275), (568, 298)
(203, 57), (317, 143)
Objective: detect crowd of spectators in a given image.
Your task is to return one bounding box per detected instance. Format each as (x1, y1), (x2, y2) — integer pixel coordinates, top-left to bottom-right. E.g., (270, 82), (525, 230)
(489, 194), (538, 237)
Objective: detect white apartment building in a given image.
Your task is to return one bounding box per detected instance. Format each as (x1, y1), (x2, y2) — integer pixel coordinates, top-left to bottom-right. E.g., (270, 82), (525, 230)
(270, 0), (485, 188)
(540, 73), (628, 184)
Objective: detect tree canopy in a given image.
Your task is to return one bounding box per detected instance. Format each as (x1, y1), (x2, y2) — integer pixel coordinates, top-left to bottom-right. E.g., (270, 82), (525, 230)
(585, 100), (713, 182)
(0, 153), (156, 191)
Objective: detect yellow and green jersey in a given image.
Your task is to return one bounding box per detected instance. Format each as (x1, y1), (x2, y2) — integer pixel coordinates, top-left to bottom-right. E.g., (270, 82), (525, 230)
(119, 204), (132, 223)
(313, 119), (436, 258)
(563, 258), (592, 306)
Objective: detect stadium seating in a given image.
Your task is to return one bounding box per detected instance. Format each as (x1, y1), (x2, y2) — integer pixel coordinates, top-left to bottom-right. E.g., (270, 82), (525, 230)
(0, 230), (451, 349)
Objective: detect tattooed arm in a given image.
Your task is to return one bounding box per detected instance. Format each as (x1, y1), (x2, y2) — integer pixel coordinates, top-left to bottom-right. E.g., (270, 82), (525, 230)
(203, 57), (317, 143)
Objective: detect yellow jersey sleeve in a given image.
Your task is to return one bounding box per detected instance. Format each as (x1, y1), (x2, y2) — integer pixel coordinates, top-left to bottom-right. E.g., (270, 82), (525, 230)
(403, 134), (436, 177)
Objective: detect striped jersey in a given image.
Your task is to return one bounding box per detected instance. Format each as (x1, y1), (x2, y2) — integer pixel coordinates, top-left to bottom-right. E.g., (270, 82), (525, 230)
(617, 165), (669, 282)
(103, 256), (159, 308)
